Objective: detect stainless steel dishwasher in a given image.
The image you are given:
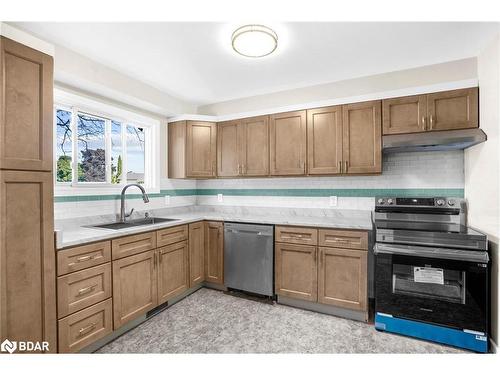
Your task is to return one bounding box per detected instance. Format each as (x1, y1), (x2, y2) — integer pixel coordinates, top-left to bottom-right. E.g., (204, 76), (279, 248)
(224, 222), (274, 297)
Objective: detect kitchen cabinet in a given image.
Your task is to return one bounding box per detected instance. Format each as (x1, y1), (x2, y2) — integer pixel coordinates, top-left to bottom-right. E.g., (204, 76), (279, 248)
(111, 231), (156, 260)
(275, 242), (317, 302)
(382, 88), (478, 135)
(427, 88), (478, 131)
(318, 247), (367, 311)
(307, 106), (343, 175)
(57, 241), (111, 276)
(382, 94), (427, 135)
(157, 241), (190, 304)
(112, 250), (158, 329)
(204, 221), (224, 284)
(342, 100), (382, 174)
(0, 170), (56, 352)
(217, 115), (269, 177)
(168, 120), (217, 178)
(270, 110), (307, 176)
(189, 222), (205, 287)
(0, 36), (53, 172)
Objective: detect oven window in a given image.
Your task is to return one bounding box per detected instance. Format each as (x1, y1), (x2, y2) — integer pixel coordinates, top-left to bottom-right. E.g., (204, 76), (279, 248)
(392, 264), (466, 304)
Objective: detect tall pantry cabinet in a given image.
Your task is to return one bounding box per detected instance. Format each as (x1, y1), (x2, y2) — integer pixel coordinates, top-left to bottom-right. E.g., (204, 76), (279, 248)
(0, 36), (56, 352)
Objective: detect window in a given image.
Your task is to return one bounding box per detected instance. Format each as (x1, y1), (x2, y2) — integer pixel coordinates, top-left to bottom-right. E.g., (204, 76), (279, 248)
(54, 90), (159, 192)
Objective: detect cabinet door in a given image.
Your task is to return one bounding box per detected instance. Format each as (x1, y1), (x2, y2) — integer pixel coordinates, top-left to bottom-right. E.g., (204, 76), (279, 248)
(270, 111), (306, 176)
(217, 120), (241, 177)
(318, 247), (367, 311)
(168, 121), (187, 179)
(275, 243), (317, 302)
(382, 95), (427, 135)
(342, 100), (382, 174)
(188, 222), (205, 287)
(186, 121), (217, 178)
(112, 250), (157, 329)
(427, 88), (478, 131)
(240, 115), (269, 176)
(307, 106), (343, 175)
(0, 37), (53, 171)
(157, 241), (189, 304)
(204, 221), (224, 285)
(0, 171), (56, 352)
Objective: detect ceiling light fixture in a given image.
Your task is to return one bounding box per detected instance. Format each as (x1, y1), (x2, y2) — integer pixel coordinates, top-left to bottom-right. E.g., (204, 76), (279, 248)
(231, 25), (278, 58)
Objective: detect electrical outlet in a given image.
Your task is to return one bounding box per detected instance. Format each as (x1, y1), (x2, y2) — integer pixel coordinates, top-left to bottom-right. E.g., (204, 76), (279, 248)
(164, 195), (170, 205)
(217, 194), (223, 202)
(329, 196), (338, 207)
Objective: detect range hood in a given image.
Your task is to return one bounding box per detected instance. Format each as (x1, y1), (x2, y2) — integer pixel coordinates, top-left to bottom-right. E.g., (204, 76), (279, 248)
(383, 128), (487, 153)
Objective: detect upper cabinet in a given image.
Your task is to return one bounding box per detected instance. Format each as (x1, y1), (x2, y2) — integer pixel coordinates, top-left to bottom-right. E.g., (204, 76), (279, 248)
(342, 101), (382, 174)
(307, 106), (343, 175)
(168, 120), (217, 178)
(270, 110), (306, 176)
(0, 37), (53, 171)
(217, 115), (269, 177)
(382, 88), (478, 135)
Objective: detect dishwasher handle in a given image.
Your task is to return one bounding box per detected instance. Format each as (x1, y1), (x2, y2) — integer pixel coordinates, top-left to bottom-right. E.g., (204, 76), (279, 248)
(224, 228), (273, 237)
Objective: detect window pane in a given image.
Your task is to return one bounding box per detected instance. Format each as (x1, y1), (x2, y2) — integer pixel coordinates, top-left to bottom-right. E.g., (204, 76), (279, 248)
(111, 121), (123, 184)
(55, 109), (73, 182)
(77, 113), (106, 182)
(126, 125), (145, 184)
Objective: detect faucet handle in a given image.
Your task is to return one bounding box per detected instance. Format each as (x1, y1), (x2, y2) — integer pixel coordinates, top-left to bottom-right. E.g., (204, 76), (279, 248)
(125, 208), (134, 218)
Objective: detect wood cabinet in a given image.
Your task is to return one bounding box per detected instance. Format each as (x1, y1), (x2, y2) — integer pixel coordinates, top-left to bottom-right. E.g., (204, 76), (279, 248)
(157, 241), (189, 304)
(382, 88), (478, 135)
(157, 225), (188, 247)
(275, 243), (317, 302)
(307, 106), (343, 175)
(217, 115), (269, 177)
(342, 100), (382, 174)
(318, 247), (367, 311)
(204, 221), (224, 284)
(0, 36), (53, 172)
(318, 229), (368, 250)
(382, 94), (427, 135)
(270, 110), (307, 176)
(57, 241), (111, 276)
(112, 250), (158, 329)
(275, 226), (318, 246)
(427, 88), (478, 131)
(0, 170), (56, 352)
(188, 222), (205, 287)
(168, 120), (217, 178)
(111, 231), (156, 260)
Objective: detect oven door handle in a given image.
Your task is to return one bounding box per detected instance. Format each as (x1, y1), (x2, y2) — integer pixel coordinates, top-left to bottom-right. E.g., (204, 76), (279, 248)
(374, 243), (489, 263)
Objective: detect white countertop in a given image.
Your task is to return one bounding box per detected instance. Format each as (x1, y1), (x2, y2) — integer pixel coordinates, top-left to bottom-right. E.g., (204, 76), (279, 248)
(56, 209), (373, 250)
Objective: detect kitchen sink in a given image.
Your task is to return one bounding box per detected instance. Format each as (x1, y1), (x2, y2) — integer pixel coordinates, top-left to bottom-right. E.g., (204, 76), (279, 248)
(90, 217), (179, 230)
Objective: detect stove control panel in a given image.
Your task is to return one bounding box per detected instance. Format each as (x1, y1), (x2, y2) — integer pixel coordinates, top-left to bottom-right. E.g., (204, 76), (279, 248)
(375, 197), (462, 208)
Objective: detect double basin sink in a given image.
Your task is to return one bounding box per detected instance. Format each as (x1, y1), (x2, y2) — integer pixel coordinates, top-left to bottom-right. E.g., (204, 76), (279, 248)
(91, 217), (179, 230)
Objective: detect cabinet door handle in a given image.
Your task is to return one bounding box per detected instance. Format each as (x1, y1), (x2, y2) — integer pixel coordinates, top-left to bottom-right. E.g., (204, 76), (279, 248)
(422, 116), (426, 130)
(78, 322), (97, 336)
(153, 252), (157, 268)
(344, 161), (348, 173)
(237, 164), (241, 175)
(77, 284), (97, 296)
(339, 161), (342, 174)
(429, 115), (434, 130)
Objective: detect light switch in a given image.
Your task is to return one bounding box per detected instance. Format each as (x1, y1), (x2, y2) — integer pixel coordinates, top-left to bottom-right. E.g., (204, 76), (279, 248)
(329, 196), (338, 207)
(164, 195), (170, 205)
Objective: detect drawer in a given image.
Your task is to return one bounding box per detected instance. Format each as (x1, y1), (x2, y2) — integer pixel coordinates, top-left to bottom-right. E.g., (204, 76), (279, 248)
(112, 231), (156, 260)
(275, 226), (318, 246)
(58, 298), (113, 353)
(57, 263), (112, 318)
(157, 225), (188, 247)
(57, 241), (111, 276)
(318, 229), (368, 250)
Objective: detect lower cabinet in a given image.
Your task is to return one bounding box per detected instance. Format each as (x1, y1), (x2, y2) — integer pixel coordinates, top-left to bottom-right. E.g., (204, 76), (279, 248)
(204, 221), (224, 284)
(112, 250), (158, 329)
(189, 222), (205, 287)
(318, 247), (367, 311)
(275, 243), (317, 302)
(157, 241), (189, 305)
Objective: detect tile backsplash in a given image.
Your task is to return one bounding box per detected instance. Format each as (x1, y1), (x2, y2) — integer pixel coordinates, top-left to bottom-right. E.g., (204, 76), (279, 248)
(54, 150), (464, 219)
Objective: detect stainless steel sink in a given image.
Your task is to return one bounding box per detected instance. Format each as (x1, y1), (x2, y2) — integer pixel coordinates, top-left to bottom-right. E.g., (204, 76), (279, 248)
(90, 217), (179, 230)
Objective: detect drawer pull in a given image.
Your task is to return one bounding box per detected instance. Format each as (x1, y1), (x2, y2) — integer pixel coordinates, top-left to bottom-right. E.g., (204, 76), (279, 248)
(78, 322), (97, 336)
(76, 255), (94, 262)
(77, 284), (98, 296)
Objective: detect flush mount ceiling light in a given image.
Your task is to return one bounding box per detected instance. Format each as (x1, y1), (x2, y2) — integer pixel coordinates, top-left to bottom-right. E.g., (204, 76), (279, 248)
(231, 25), (278, 58)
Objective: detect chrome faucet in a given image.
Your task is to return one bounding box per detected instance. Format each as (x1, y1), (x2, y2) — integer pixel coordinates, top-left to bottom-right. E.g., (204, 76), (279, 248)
(120, 184), (150, 223)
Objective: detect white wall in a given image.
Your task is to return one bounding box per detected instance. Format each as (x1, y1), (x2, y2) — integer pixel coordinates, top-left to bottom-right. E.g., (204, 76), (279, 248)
(465, 30), (500, 349)
(197, 58), (477, 116)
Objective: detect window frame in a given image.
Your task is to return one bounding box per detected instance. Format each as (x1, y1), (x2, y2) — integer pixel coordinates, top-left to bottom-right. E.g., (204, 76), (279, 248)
(54, 88), (160, 195)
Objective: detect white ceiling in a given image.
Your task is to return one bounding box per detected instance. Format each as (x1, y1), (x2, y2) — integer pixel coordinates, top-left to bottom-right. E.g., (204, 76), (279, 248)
(13, 22), (499, 106)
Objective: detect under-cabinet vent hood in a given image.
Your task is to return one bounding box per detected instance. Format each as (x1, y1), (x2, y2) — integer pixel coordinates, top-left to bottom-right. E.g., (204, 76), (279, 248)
(383, 128), (487, 153)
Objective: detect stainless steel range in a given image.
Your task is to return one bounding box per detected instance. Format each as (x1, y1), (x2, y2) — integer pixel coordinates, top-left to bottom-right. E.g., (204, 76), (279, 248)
(373, 197), (489, 353)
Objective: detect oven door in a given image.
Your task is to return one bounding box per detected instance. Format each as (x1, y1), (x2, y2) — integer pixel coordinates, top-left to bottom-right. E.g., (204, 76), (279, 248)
(375, 244), (489, 334)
